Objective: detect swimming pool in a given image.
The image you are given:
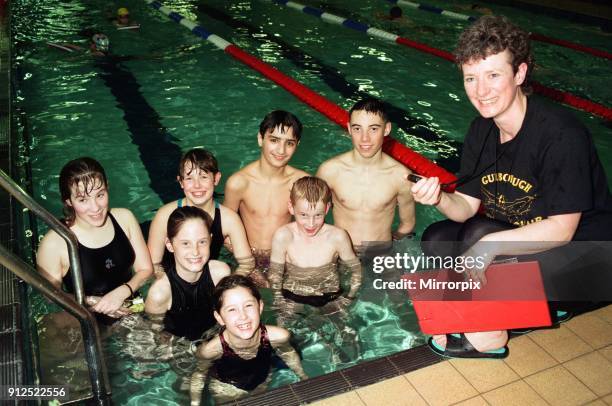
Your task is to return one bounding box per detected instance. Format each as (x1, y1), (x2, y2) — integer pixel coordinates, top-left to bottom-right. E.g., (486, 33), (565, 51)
(10, 0), (612, 404)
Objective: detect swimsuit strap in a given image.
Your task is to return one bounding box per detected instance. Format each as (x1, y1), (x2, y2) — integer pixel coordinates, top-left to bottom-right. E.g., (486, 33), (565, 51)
(259, 324), (270, 349)
(177, 198), (183, 208)
(218, 325), (269, 356)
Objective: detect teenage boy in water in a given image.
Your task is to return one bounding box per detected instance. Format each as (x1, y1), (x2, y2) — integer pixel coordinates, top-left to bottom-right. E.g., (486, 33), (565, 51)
(269, 176), (362, 315)
(316, 98), (416, 255)
(224, 111), (309, 286)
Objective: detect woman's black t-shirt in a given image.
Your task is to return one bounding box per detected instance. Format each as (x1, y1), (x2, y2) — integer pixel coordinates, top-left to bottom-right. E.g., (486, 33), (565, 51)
(456, 97), (612, 240)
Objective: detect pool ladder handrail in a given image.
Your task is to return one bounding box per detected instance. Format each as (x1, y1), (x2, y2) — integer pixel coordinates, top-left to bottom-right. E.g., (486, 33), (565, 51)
(0, 169), (111, 405)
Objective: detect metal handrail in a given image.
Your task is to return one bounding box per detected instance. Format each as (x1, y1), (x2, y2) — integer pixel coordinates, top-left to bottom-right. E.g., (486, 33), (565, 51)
(0, 169), (111, 404)
(0, 170), (86, 304)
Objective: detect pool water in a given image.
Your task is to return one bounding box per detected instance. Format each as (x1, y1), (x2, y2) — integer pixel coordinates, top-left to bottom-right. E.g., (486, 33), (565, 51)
(11, 0), (612, 404)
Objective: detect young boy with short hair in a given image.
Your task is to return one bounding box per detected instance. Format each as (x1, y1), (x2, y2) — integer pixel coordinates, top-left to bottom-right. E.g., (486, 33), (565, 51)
(224, 111), (309, 286)
(269, 176), (362, 310)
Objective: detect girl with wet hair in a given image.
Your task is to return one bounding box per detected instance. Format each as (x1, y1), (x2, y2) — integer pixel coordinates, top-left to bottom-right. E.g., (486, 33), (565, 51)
(145, 206), (231, 341)
(190, 274), (307, 405)
(36, 157), (153, 319)
(147, 148), (254, 278)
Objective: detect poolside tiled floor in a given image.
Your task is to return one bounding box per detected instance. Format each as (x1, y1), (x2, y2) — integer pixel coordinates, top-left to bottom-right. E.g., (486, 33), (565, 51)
(312, 304), (612, 406)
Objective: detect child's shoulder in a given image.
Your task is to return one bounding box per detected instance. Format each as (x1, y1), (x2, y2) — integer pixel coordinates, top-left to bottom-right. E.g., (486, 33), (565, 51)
(322, 223), (350, 241)
(272, 223), (294, 243)
(265, 325), (291, 344)
(198, 335), (224, 360)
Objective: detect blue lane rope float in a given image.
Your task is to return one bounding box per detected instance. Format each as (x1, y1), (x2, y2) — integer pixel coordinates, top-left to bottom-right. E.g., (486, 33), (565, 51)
(144, 0), (457, 184)
(383, 0), (612, 60)
(271, 0), (612, 120)
(386, 0), (475, 22)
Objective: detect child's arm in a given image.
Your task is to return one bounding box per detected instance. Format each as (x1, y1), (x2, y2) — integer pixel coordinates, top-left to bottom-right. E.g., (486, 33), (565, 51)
(268, 227), (291, 293)
(336, 229), (362, 299)
(267, 326), (308, 380)
(147, 203), (173, 275)
(144, 276), (171, 316)
(220, 207), (255, 276)
(190, 339), (223, 406)
(223, 173), (246, 213)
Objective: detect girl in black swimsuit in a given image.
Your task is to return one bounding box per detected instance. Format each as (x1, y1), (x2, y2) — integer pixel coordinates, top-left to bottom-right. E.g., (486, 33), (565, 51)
(36, 157), (153, 319)
(190, 275), (308, 405)
(144, 206), (231, 340)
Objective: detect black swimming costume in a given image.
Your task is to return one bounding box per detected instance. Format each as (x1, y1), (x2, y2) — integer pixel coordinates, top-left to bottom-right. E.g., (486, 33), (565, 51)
(281, 289), (343, 307)
(212, 324), (272, 391)
(163, 261), (217, 341)
(63, 212), (135, 296)
(177, 199), (224, 259)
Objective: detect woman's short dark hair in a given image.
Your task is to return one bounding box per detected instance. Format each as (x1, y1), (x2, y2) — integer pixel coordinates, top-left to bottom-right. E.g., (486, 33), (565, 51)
(213, 274), (262, 312)
(166, 206), (213, 241)
(59, 157), (108, 227)
(454, 15), (533, 94)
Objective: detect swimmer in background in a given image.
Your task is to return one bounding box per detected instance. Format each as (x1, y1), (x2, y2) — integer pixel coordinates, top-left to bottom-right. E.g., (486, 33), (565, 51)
(190, 275), (307, 405)
(269, 176), (362, 318)
(454, 3), (493, 15)
(48, 33), (110, 57)
(148, 148), (254, 278)
(145, 206), (230, 341)
(224, 111), (309, 286)
(316, 98), (416, 256)
(113, 7), (140, 29)
(375, 6), (413, 25)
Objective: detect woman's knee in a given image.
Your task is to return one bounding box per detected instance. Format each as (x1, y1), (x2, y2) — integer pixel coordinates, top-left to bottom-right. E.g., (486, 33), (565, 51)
(458, 216), (515, 249)
(421, 220), (462, 257)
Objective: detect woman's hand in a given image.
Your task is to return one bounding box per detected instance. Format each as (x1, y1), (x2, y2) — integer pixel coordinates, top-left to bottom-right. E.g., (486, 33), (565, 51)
(91, 285), (131, 317)
(411, 176), (442, 206)
(458, 239), (498, 286)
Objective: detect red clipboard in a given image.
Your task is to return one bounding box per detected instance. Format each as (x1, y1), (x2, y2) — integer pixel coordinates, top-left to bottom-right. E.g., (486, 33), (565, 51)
(406, 261), (552, 334)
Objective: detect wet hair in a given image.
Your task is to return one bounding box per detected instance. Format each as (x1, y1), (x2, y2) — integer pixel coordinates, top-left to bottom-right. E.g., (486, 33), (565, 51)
(290, 176), (332, 208)
(59, 157), (108, 227)
(178, 148), (219, 179)
(213, 274), (262, 312)
(166, 206), (213, 241)
(390, 6), (402, 19)
(349, 98), (389, 122)
(258, 110), (303, 142)
(454, 15), (533, 94)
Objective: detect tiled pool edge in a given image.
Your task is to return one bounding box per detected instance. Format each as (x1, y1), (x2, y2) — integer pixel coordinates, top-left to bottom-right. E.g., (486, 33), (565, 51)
(227, 344), (442, 406)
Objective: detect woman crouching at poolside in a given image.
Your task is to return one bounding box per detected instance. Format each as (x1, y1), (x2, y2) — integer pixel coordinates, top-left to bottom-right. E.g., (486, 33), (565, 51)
(190, 274), (308, 405)
(37, 157), (153, 319)
(145, 206), (231, 341)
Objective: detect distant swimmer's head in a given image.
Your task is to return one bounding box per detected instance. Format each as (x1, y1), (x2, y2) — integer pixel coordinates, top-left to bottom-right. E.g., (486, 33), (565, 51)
(390, 6), (403, 19)
(257, 110), (302, 168)
(91, 33), (109, 52)
(348, 98), (391, 158)
(289, 176), (331, 237)
(177, 148), (220, 206)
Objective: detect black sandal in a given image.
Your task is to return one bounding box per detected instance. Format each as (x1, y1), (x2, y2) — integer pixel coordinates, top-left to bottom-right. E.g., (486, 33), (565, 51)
(428, 333), (508, 359)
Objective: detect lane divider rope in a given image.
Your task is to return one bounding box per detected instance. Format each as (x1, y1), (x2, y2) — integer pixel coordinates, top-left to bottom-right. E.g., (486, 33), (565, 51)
(145, 0), (458, 187)
(385, 0), (612, 61)
(273, 0), (612, 121)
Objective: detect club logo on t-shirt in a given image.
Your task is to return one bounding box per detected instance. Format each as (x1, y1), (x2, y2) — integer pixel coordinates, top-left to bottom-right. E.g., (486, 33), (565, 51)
(105, 258), (115, 270)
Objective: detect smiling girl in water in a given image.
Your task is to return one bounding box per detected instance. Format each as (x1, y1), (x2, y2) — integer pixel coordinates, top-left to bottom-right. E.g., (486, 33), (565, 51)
(190, 274), (307, 405)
